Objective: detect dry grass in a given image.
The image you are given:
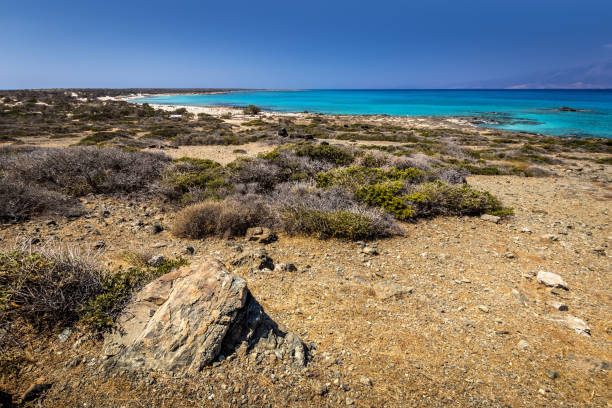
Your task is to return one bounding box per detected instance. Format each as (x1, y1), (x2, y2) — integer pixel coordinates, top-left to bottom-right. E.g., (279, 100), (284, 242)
(171, 198), (270, 239)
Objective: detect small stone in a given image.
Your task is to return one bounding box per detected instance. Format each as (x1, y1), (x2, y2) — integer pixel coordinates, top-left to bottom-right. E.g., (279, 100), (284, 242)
(480, 214), (500, 223)
(346, 397), (355, 405)
(58, 327), (72, 343)
(373, 281), (413, 300)
(150, 223), (163, 234)
(314, 382), (328, 396)
(147, 255), (165, 267)
(520, 228), (532, 234)
(245, 227), (277, 244)
(185, 246), (195, 255)
(516, 339), (530, 351)
(274, 263), (298, 272)
(541, 234), (559, 242)
(504, 251), (516, 259)
(537, 271), (568, 290)
(546, 369), (559, 379)
(478, 305), (490, 313)
(547, 301), (568, 311)
(546, 314), (591, 336)
(359, 376), (372, 386)
(362, 247), (379, 256)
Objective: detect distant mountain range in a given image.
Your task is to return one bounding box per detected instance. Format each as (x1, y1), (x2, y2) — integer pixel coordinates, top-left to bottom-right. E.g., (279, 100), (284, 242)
(455, 60), (612, 89)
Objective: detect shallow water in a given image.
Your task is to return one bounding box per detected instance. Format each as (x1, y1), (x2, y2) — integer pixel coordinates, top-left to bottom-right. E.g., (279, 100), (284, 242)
(134, 90), (612, 138)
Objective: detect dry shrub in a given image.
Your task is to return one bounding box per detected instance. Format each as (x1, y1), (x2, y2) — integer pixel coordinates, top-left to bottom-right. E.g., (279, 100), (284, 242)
(0, 242), (103, 329)
(269, 182), (398, 239)
(2, 146), (171, 196)
(172, 198), (270, 239)
(0, 177), (83, 222)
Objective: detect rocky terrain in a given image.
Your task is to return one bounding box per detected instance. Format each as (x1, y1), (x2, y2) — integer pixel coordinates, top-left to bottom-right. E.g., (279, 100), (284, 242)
(0, 90), (610, 407)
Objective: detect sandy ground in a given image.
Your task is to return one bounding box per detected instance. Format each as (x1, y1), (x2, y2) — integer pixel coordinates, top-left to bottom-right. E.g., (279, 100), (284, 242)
(1, 140), (610, 407)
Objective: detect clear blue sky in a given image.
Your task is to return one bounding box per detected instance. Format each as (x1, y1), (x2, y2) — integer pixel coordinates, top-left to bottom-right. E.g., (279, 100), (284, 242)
(2, 0), (612, 89)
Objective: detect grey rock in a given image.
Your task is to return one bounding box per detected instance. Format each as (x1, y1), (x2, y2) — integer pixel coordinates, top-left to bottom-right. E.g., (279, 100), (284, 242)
(231, 251), (274, 271)
(245, 227), (278, 244)
(150, 223), (164, 234)
(373, 281), (413, 300)
(541, 234), (560, 242)
(147, 255), (165, 268)
(102, 259), (306, 375)
(547, 301), (568, 311)
(546, 314), (591, 336)
(516, 339), (530, 351)
(58, 327), (72, 343)
(362, 247), (378, 256)
(480, 214), (501, 223)
(275, 263), (298, 272)
(537, 271), (568, 290)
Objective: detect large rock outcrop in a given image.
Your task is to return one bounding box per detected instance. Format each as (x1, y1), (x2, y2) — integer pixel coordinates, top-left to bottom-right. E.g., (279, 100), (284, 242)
(101, 259), (306, 375)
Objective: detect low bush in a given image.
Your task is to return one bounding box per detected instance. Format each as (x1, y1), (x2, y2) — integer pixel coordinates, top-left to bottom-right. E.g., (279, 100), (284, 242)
(0, 177), (83, 222)
(355, 181), (415, 220)
(77, 131), (129, 146)
(2, 146), (171, 196)
(294, 143), (354, 165)
(269, 182), (398, 239)
(164, 157), (231, 201)
(0, 245), (103, 328)
(316, 166), (426, 191)
(408, 181), (509, 217)
(243, 104), (262, 115)
(279, 208), (392, 240)
(171, 198), (270, 239)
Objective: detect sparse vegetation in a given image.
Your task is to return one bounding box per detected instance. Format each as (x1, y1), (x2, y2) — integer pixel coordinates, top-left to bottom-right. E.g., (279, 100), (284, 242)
(243, 104), (262, 115)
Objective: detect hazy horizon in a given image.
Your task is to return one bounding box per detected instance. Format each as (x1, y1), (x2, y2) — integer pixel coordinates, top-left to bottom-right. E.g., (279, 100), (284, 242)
(2, 0), (612, 89)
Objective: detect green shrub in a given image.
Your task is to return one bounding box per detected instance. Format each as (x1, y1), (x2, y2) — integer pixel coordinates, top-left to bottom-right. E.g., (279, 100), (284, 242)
(164, 157), (231, 200)
(81, 258), (187, 330)
(294, 143), (354, 165)
(280, 208), (389, 240)
(355, 181), (415, 220)
(409, 181), (508, 217)
(243, 104), (262, 115)
(316, 166), (425, 191)
(77, 131), (126, 146)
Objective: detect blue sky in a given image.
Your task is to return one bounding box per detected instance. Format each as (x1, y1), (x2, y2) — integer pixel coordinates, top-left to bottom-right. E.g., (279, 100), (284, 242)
(2, 0), (612, 89)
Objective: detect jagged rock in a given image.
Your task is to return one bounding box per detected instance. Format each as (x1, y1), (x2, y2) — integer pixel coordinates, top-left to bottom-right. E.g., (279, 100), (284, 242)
(546, 314), (591, 336)
(231, 251), (274, 271)
(149, 223), (163, 234)
(537, 271), (568, 290)
(374, 281), (413, 300)
(101, 259), (306, 375)
(245, 227), (278, 244)
(548, 301), (568, 311)
(480, 214), (500, 223)
(147, 255), (165, 267)
(275, 263), (297, 272)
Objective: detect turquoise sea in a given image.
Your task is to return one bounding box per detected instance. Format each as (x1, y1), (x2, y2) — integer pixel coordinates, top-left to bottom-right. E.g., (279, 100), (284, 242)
(133, 90), (612, 138)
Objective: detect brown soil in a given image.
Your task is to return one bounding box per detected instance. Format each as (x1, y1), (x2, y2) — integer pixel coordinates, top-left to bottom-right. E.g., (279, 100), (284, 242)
(0, 111), (610, 407)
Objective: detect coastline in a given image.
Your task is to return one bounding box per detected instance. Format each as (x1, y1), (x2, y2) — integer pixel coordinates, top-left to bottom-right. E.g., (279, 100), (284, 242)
(118, 94), (485, 134)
